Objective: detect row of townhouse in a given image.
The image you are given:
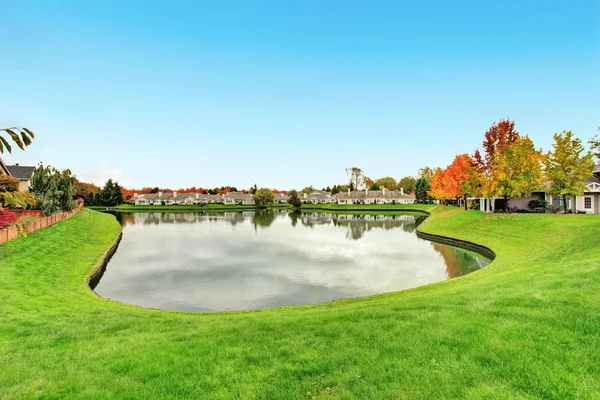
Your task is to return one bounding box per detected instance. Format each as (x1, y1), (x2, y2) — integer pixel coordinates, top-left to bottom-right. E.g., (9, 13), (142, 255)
(333, 188), (416, 205)
(134, 188), (416, 206)
(134, 191), (290, 206)
(478, 164), (600, 214)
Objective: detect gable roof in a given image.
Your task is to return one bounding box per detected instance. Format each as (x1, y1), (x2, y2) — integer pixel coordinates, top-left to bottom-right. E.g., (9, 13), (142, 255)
(0, 158), (10, 176)
(6, 165), (35, 180)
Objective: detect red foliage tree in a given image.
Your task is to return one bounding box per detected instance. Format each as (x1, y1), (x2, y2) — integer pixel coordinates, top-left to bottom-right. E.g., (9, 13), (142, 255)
(0, 208), (17, 229)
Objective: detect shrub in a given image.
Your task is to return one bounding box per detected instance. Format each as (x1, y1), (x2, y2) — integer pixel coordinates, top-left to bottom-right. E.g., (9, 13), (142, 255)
(516, 209), (531, 213)
(0, 208), (17, 228)
(577, 210), (587, 214)
(528, 199), (548, 211)
(547, 204), (562, 213)
(0, 175), (20, 192)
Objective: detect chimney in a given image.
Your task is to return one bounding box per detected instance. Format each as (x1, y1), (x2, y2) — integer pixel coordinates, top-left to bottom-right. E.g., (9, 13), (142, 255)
(401, 188), (404, 196)
(158, 192), (163, 197)
(365, 187), (368, 196)
(133, 193), (138, 198)
(348, 188), (350, 196)
(382, 187), (386, 196)
(173, 191), (178, 197)
(304, 193), (307, 199)
(196, 193), (200, 199)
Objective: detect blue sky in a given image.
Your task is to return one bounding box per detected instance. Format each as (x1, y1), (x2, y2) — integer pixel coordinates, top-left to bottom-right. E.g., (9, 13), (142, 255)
(1, 1), (598, 190)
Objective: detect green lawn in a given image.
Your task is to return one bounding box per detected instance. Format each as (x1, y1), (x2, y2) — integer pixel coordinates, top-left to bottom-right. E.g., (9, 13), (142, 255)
(1, 207), (599, 399)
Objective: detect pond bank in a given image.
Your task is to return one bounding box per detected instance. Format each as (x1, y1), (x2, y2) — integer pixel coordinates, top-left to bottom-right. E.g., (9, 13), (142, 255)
(1, 207), (598, 398)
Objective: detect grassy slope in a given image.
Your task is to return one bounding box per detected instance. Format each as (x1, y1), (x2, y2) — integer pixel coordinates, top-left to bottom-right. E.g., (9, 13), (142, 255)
(1, 208), (599, 399)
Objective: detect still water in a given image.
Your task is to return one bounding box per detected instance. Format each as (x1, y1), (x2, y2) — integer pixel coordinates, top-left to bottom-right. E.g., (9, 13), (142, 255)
(93, 211), (490, 312)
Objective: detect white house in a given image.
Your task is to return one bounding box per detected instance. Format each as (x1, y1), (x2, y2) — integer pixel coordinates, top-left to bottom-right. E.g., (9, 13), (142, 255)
(333, 188), (416, 205)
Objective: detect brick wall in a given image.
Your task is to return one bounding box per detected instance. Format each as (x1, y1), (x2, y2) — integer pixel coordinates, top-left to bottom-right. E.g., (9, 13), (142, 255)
(0, 203), (84, 245)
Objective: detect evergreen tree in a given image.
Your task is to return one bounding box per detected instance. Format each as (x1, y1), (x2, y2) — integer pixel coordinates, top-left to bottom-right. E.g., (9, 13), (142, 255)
(98, 179), (124, 206)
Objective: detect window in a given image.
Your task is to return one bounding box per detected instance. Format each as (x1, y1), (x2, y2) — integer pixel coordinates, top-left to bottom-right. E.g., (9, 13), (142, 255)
(585, 197), (592, 209)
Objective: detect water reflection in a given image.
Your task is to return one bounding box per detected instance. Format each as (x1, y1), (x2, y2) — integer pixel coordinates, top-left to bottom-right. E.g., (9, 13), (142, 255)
(97, 211), (490, 312)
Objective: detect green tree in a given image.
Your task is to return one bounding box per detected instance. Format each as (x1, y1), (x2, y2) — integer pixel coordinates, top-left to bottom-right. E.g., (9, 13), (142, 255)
(254, 188), (274, 208)
(30, 164), (76, 216)
(98, 179), (124, 207)
(0, 127), (35, 154)
(398, 176), (417, 194)
(415, 178), (431, 203)
(250, 184), (258, 194)
(546, 130), (595, 213)
(287, 189), (302, 208)
(371, 182), (380, 190)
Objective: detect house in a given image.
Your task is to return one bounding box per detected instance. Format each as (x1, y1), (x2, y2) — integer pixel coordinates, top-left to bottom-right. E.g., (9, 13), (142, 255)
(273, 193), (289, 203)
(478, 164), (600, 213)
(223, 192), (254, 205)
(303, 190), (333, 204)
(1, 161), (35, 191)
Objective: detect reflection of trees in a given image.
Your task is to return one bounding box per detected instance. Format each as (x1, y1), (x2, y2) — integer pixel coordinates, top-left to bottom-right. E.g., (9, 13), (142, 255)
(288, 210), (301, 227)
(331, 214), (419, 240)
(430, 242), (489, 278)
(252, 209), (276, 230)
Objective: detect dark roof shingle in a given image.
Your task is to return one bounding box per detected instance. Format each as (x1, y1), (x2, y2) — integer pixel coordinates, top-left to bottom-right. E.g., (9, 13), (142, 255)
(6, 165), (35, 180)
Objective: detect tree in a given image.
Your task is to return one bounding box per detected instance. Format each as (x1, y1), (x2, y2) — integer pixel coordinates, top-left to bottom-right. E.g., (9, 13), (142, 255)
(300, 186), (314, 195)
(397, 176), (416, 194)
(345, 167), (364, 191)
(491, 136), (544, 212)
(30, 164), (76, 216)
(446, 154), (481, 210)
(0, 175), (20, 192)
(418, 166), (435, 181)
(474, 119), (520, 199)
(250, 184), (258, 194)
(546, 130), (595, 213)
(430, 167), (453, 202)
(415, 178), (431, 203)
(371, 182), (380, 190)
(363, 176), (374, 189)
(0, 127), (35, 154)
(376, 177), (397, 191)
(254, 188), (274, 208)
(98, 179), (124, 207)
(287, 189), (302, 209)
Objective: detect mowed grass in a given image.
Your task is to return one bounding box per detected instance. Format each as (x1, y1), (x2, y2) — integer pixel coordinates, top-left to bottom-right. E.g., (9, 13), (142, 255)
(1, 207), (600, 399)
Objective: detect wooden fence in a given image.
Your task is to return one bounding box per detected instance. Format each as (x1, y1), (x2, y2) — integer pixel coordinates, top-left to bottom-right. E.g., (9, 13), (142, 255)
(0, 203), (84, 245)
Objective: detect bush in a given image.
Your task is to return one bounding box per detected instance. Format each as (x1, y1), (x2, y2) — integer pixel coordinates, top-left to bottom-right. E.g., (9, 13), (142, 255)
(528, 199), (548, 211)
(547, 205), (562, 214)
(531, 208), (546, 214)
(576, 210), (587, 214)
(516, 209), (531, 213)
(0, 175), (20, 192)
(0, 208), (17, 228)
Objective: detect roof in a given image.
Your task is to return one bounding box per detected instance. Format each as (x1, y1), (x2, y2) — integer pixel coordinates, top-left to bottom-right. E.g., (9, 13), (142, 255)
(6, 165), (35, 180)
(0, 158), (10, 176)
(333, 190), (415, 199)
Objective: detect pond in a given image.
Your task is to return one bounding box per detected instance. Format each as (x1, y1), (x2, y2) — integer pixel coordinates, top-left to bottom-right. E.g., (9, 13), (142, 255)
(92, 210), (490, 312)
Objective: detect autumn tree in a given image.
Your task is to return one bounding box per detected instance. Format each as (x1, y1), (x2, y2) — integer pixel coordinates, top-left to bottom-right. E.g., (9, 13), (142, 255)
(254, 188), (274, 208)
(345, 167), (364, 191)
(0, 127), (35, 153)
(474, 119), (520, 199)
(300, 186), (314, 195)
(546, 130), (595, 213)
(490, 136), (544, 212)
(363, 177), (374, 189)
(418, 166), (435, 181)
(397, 176), (416, 194)
(376, 177), (397, 191)
(446, 154), (481, 210)
(429, 167), (453, 202)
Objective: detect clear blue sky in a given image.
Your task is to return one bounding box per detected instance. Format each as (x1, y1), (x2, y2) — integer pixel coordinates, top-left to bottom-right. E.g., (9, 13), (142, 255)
(1, 1), (598, 190)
